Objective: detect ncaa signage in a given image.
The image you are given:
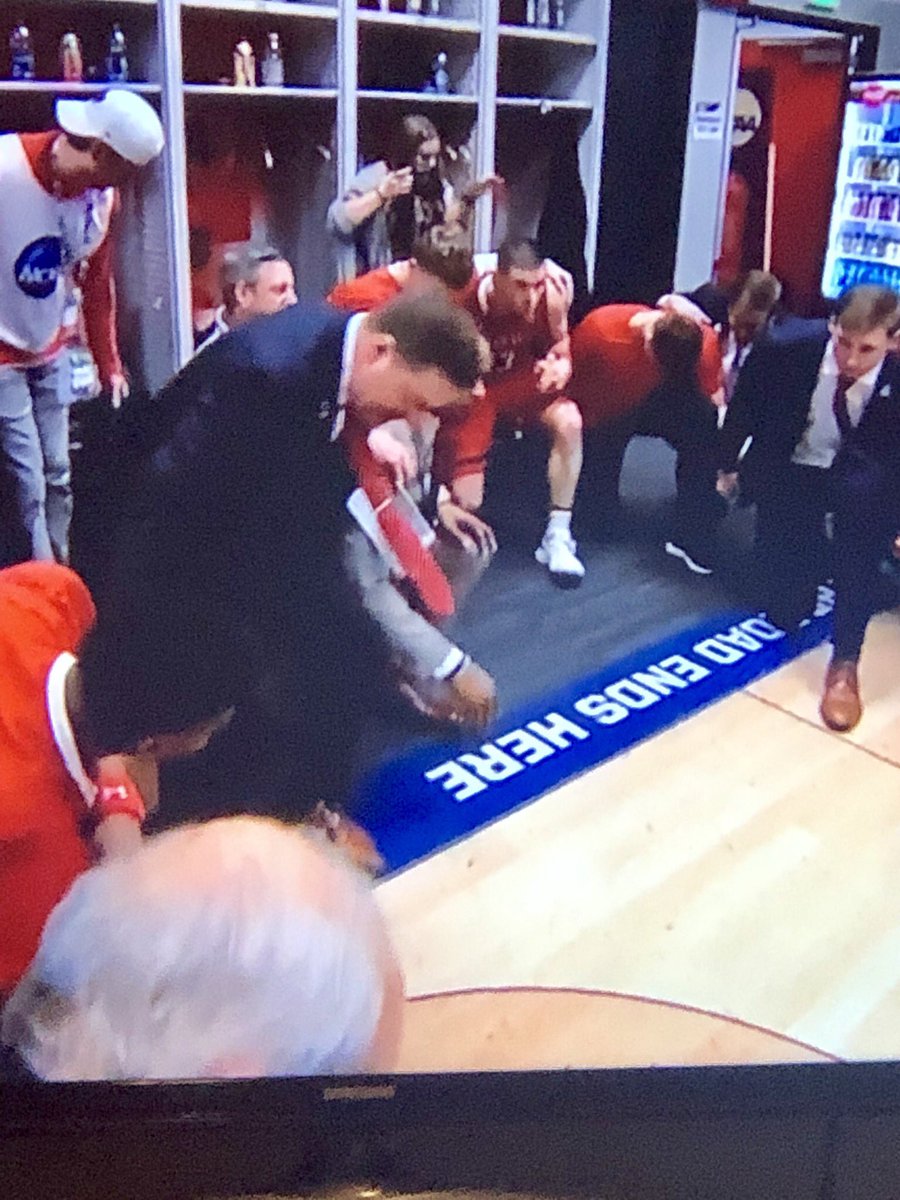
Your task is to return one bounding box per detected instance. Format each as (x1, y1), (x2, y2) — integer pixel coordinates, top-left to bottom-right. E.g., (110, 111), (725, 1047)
(732, 88), (763, 148)
(14, 236), (63, 300)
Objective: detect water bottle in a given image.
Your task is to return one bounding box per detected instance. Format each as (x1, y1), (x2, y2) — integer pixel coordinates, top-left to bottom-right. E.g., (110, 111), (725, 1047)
(233, 39), (256, 87)
(553, 0), (565, 28)
(106, 24), (129, 83)
(9, 24), (34, 80)
(261, 32), (284, 86)
(60, 33), (83, 83)
(536, 0), (551, 27)
(430, 51), (450, 94)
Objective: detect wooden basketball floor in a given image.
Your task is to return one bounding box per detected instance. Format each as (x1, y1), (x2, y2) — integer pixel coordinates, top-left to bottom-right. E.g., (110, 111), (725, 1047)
(379, 611), (900, 1071)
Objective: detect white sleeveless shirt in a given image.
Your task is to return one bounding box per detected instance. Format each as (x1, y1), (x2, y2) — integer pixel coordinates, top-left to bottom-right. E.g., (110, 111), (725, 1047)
(0, 134), (113, 353)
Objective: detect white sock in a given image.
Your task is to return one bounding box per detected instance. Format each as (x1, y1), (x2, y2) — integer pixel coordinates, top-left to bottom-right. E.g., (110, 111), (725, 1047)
(547, 509), (572, 536)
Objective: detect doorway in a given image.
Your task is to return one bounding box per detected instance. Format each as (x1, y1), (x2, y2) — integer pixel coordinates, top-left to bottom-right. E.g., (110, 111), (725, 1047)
(721, 25), (846, 314)
(674, 3), (879, 315)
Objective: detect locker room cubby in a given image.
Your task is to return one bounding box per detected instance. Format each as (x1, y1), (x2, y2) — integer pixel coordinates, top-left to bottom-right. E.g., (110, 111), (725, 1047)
(180, 4), (337, 89)
(492, 104), (590, 243)
(3, 0), (609, 391)
(356, 96), (477, 165)
(357, 24), (479, 97)
(496, 33), (597, 102)
(0, 1), (159, 84)
(185, 94), (339, 303)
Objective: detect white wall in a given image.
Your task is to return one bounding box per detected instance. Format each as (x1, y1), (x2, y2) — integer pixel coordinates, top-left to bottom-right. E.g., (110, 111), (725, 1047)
(673, 6), (739, 291)
(748, 0), (900, 73)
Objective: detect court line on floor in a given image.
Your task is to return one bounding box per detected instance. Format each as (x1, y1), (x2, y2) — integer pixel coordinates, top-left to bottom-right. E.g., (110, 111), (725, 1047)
(746, 691), (900, 773)
(404, 984), (841, 1064)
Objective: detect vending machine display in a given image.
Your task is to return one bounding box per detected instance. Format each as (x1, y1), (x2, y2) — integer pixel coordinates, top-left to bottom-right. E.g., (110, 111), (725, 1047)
(823, 78), (900, 298)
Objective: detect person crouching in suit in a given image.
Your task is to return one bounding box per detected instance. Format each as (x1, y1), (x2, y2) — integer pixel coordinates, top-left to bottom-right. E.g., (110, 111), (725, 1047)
(329, 224), (498, 729)
(718, 284), (900, 732)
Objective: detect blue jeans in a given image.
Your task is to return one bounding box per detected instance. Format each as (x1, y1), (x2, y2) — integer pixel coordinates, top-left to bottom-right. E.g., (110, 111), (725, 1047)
(0, 355), (71, 563)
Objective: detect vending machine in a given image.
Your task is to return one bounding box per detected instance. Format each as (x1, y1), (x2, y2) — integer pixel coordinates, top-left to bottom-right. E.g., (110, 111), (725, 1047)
(823, 77), (900, 298)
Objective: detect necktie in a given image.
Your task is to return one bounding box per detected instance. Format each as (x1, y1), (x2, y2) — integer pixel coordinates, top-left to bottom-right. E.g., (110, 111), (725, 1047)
(343, 417), (455, 621)
(724, 349), (742, 405)
(832, 375), (854, 441)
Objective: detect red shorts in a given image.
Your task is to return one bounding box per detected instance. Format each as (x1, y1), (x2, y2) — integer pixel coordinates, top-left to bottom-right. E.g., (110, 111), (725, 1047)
(450, 368), (569, 481)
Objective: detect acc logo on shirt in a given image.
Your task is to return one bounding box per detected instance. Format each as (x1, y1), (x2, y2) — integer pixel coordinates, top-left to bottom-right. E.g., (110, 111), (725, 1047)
(14, 236), (63, 300)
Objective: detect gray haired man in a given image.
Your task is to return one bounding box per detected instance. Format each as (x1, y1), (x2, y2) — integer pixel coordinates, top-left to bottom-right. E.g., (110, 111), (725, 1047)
(194, 244), (297, 353)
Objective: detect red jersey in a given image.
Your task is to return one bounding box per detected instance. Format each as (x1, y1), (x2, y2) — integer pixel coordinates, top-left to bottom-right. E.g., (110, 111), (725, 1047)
(0, 562), (97, 994)
(569, 304), (723, 428)
(466, 262), (572, 383)
(328, 265), (405, 312)
(328, 262), (480, 314)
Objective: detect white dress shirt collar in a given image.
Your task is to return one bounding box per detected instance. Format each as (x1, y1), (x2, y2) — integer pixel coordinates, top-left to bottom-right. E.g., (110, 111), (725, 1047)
(333, 311), (367, 442)
(821, 340), (884, 413)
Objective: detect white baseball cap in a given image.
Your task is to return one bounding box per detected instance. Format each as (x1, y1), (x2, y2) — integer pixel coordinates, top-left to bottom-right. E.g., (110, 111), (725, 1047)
(55, 89), (165, 166)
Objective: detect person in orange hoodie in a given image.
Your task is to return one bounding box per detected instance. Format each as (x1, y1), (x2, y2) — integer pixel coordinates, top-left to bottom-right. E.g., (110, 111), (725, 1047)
(0, 561), (234, 999)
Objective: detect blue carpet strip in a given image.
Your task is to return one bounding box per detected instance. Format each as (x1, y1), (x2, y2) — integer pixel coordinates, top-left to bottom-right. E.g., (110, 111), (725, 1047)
(355, 588), (835, 875)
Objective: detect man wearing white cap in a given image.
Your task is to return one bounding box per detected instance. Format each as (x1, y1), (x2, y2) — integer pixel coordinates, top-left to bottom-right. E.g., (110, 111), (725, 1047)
(0, 89), (164, 565)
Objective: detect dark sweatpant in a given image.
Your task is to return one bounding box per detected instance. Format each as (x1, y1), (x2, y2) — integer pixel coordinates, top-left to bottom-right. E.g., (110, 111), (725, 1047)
(585, 388), (723, 555)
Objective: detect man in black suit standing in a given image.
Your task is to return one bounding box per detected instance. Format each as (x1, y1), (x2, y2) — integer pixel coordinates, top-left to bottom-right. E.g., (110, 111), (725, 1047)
(718, 285), (900, 733)
(93, 292), (487, 822)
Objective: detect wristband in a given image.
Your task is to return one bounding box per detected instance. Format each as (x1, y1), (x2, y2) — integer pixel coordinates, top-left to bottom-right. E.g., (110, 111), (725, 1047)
(444, 654), (471, 682)
(94, 761), (146, 825)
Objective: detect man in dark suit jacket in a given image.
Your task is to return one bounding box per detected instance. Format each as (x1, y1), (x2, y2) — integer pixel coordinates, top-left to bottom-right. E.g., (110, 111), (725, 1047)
(92, 293), (486, 820)
(718, 285), (900, 733)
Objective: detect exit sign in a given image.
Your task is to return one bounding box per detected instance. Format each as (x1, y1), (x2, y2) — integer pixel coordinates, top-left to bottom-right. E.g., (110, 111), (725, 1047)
(806, 0), (839, 10)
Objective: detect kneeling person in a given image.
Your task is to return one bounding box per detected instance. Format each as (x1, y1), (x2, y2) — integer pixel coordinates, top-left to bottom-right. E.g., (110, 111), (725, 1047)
(451, 239), (583, 588)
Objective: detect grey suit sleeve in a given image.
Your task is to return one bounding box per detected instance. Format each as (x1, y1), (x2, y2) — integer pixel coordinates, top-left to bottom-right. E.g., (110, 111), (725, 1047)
(343, 526), (460, 680)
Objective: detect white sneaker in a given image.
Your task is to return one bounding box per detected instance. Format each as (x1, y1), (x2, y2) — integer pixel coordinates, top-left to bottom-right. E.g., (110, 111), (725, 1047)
(536, 528), (585, 588)
(665, 541), (713, 576)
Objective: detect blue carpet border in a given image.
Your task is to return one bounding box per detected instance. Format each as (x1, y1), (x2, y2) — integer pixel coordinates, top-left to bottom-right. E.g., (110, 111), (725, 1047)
(354, 589), (835, 876)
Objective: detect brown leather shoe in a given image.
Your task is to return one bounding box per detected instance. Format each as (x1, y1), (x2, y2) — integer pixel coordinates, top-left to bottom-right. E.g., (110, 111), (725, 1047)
(820, 659), (862, 732)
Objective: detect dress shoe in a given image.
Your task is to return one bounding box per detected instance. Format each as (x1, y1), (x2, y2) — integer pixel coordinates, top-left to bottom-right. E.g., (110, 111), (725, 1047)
(819, 658), (862, 733)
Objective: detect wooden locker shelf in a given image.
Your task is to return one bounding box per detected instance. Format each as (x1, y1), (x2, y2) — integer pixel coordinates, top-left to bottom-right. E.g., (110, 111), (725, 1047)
(357, 89), (478, 102)
(0, 80), (161, 93)
(180, 0), (337, 19)
(497, 24), (597, 47)
(183, 83), (338, 97)
(496, 95), (592, 109)
(357, 11), (480, 35)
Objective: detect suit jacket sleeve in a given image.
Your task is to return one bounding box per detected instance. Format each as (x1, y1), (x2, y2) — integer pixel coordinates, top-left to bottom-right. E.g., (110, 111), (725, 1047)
(718, 337), (770, 472)
(343, 527), (459, 679)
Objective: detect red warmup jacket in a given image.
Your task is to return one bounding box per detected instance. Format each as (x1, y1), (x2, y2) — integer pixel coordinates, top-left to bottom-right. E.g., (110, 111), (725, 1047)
(569, 303), (723, 429)
(0, 562), (97, 995)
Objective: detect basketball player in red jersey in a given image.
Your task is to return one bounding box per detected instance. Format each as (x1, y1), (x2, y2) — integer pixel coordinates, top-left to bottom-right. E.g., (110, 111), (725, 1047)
(449, 238), (583, 587)
(328, 222), (476, 314)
